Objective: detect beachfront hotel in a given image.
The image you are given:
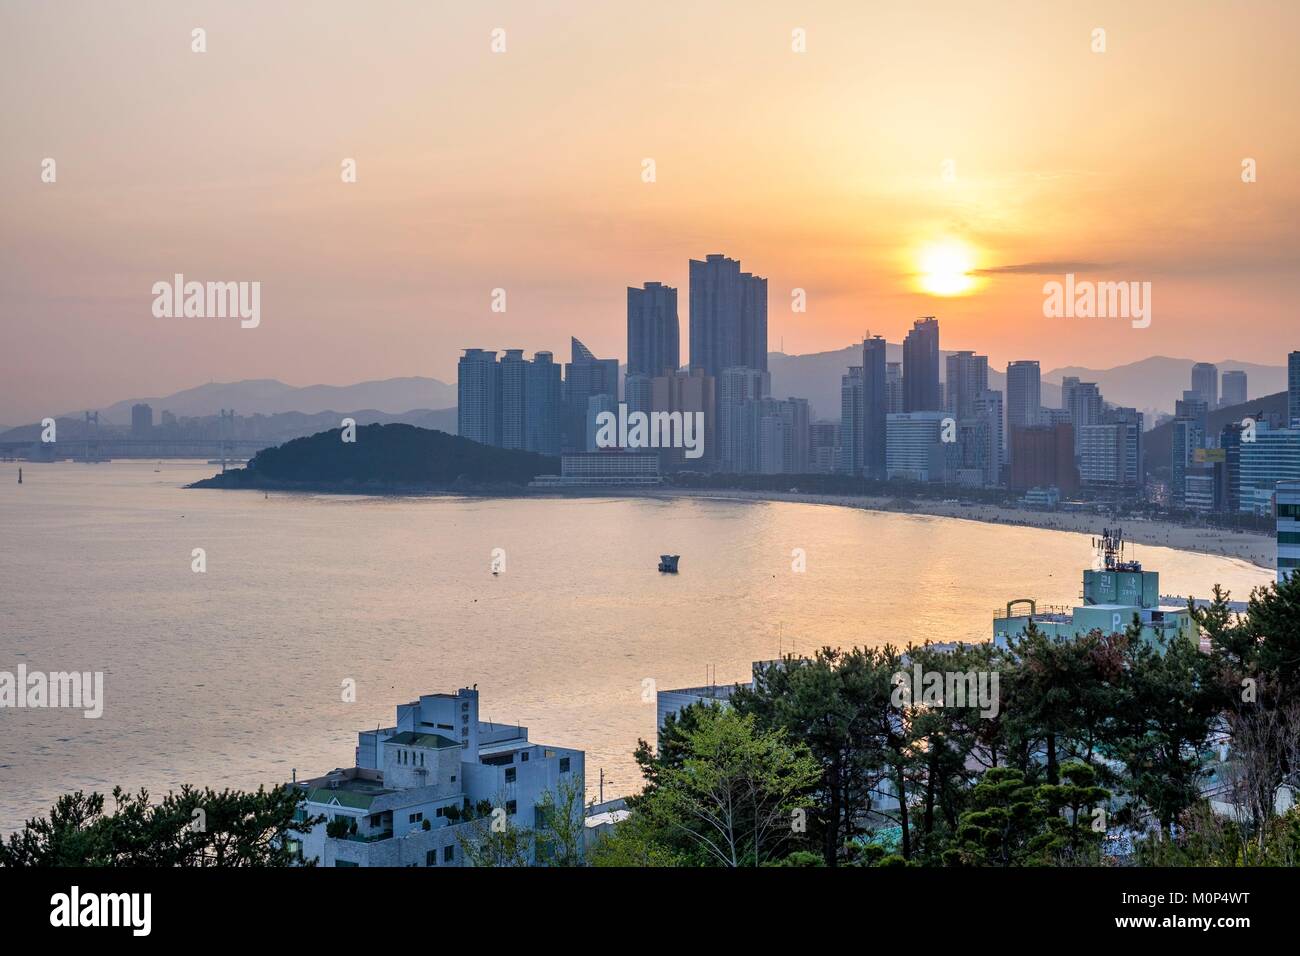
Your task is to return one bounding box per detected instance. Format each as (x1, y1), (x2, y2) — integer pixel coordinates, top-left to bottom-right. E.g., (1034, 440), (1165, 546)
(291, 688), (583, 867)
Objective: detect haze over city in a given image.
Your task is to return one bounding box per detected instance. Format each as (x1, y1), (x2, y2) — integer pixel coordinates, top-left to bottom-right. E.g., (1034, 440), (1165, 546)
(3, 0), (1299, 424)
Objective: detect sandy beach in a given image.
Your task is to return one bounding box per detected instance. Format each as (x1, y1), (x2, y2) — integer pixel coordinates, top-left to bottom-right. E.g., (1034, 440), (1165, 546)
(633, 488), (1277, 572)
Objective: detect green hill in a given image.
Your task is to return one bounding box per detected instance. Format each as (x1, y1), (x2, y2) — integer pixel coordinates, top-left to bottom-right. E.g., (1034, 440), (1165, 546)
(190, 423), (558, 490)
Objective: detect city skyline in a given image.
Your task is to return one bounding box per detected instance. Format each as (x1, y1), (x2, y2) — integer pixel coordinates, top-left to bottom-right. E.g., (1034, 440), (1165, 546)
(4, 0), (1300, 424)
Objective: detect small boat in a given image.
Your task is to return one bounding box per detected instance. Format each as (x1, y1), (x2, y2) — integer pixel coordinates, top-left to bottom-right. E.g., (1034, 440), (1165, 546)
(17, 468), (21, 484)
(658, 554), (679, 573)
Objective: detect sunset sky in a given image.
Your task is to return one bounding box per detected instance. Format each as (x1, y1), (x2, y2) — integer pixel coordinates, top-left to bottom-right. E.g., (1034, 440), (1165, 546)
(2, 0), (1298, 423)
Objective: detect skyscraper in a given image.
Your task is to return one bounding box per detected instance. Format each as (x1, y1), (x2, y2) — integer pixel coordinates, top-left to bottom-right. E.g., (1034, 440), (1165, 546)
(860, 336), (888, 479)
(1065, 381), (1103, 454)
(457, 349), (502, 446)
(839, 366), (863, 476)
(499, 349), (528, 450)
(1220, 369), (1247, 408)
(1191, 362), (1219, 409)
(131, 403), (153, 438)
(563, 337), (618, 452)
(524, 351), (562, 455)
(650, 368), (716, 472)
(1170, 392), (1208, 506)
(719, 366), (770, 473)
(885, 362), (904, 414)
(627, 282), (679, 378)
(1006, 361), (1042, 431)
(945, 351), (989, 421)
(458, 348), (561, 454)
(902, 317), (941, 412)
(688, 254), (767, 377)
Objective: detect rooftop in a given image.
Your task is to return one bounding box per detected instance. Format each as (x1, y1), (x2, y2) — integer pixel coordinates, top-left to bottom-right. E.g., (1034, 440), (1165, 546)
(384, 731), (460, 750)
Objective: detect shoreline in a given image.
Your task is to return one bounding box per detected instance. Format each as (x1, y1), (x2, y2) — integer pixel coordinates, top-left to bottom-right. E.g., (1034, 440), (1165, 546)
(188, 474), (1276, 573)
(620, 487), (1277, 573)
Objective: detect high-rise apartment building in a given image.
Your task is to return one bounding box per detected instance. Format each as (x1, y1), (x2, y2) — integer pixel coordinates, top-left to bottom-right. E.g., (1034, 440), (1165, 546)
(1006, 361), (1042, 432)
(719, 366), (770, 473)
(902, 317), (941, 412)
(885, 362), (904, 414)
(457, 349), (502, 446)
(627, 282), (679, 378)
(688, 254), (767, 377)
(945, 351), (989, 422)
(458, 348), (562, 454)
(563, 337), (618, 452)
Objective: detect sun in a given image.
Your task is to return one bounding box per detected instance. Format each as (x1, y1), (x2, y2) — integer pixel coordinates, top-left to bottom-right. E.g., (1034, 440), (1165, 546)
(916, 239), (978, 296)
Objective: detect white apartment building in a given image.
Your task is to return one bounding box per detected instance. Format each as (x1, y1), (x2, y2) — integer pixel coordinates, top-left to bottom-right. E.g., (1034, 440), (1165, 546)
(293, 688), (583, 866)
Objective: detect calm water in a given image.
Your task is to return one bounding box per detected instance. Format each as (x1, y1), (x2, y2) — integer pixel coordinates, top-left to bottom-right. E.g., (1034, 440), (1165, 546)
(0, 461), (1273, 833)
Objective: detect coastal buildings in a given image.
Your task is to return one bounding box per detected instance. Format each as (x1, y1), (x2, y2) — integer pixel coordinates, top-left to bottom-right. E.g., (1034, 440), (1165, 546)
(718, 366), (770, 474)
(529, 452), (662, 487)
(293, 688), (583, 867)
(1238, 422), (1300, 514)
(1279, 480), (1300, 583)
(1009, 423), (1079, 495)
(993, 530), (1196, 648)
(1079, 407), (1143, 490)
(886, 411), (948, 482)
(457, 348), (563, 455)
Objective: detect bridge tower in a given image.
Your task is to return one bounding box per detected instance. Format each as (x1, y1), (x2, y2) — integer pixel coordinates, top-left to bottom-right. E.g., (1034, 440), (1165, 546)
(219, 409), (235, 472)
(83, 411), (100, 463)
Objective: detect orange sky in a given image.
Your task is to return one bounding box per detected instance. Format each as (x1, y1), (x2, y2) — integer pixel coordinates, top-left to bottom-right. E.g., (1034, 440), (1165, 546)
(2, 0), (1297, 422)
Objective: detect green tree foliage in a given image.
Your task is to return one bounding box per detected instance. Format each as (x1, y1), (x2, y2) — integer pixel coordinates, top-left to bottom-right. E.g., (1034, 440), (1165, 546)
(616, 706), (820, 867)
(943, 764), (1110, 867)
(0, 785), (320, 867)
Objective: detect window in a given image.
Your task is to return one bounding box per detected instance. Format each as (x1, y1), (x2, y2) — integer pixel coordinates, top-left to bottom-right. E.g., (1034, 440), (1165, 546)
(409, 812), (423, 824)
(425, 849), (437, 866)
(443, 845), (454, 862)
(506, 800), (517, 815)
(505, 767), (517, 783)
(521, 752), (529, 762)
(559, 757), (571, 773)
(420, 752), (425, 767)
(334, 861), (359, 868)
(435, 806), (445, 817)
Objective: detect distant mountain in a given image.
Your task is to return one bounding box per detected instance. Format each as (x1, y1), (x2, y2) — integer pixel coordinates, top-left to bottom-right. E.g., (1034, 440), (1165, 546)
(1043, 357), (1286, 418)
(84, 377), (457, 424)
(0, 407), (458, 445)
(191, 424), (557, 490)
